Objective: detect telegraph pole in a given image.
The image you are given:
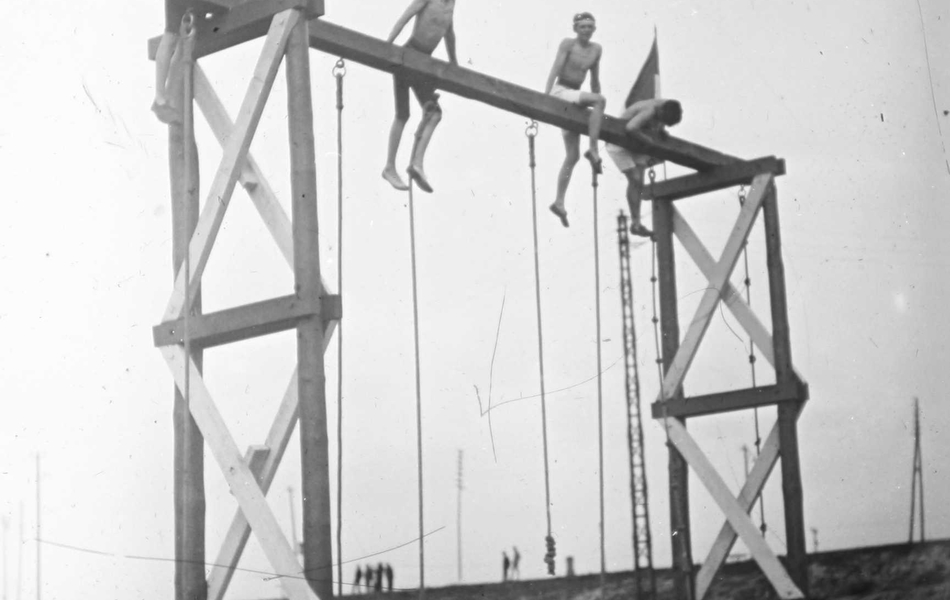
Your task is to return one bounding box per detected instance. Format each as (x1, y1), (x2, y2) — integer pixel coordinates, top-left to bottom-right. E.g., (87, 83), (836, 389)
(908, 397), (925, 543)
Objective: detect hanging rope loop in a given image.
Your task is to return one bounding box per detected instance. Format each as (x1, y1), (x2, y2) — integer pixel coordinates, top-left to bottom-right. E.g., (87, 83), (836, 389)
(333, 59), (346, 110)
(525, 121), (538, 167)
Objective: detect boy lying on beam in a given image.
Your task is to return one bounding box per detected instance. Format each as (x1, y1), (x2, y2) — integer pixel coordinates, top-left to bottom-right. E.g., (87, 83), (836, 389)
(544, 11), (607, 228)
(381, 0), (459, 193)
(605, 98), (683, 237)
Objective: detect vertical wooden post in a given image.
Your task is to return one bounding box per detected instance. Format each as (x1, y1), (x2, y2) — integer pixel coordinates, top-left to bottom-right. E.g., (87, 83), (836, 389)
(286, 15), (334, 600)
(652, 199), (695, 600)
(170, 28), (206, 599)
(762, 184), (808, 596)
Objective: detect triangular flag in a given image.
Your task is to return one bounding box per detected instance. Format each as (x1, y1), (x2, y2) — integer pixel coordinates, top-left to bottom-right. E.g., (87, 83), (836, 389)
(625, 31), (659, 107)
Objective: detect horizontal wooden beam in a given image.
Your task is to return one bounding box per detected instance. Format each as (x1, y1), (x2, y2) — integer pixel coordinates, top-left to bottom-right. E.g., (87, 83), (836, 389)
(652, 377), (807, 420)
(308, 20), (740, 171)
(153, 293), (341, 349)
(148, 0), (324, 60)
(643, 156), (786, 201)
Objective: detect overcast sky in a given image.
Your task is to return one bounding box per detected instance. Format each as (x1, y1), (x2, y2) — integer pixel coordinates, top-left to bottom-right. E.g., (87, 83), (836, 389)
(1, 1), (949, 599)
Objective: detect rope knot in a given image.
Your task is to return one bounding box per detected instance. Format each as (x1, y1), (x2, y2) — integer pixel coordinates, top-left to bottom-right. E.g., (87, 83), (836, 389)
(544, 535), (557, 575)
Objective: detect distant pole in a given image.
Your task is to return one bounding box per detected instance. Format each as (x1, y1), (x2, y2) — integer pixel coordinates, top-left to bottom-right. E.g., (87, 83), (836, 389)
(456, 450), (463, 583)
(908, 397), (925, 543)
(35, 454), (40, 600)
(741, 445), (750, 478)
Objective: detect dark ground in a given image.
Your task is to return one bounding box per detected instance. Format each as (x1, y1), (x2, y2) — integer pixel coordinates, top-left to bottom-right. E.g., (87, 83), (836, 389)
(338, 539), (950, 600)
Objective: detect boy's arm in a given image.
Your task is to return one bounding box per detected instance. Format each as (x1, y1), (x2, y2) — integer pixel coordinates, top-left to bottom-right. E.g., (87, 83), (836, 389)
(387, 0), (428, 43)
(589, 45), (602, 93)
(544, 39), (571, 94)
(625, 103), (658, 132)
(444, 23), (458, 65)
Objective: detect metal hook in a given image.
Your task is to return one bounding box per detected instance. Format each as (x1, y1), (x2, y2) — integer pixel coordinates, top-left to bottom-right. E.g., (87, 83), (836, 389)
(525, 120), (539, 138)
(332, 58), (347, 78)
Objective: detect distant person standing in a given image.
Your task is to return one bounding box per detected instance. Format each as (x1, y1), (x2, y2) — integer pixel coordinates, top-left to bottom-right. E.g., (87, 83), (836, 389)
(385, 563), (394, 592)
(364, 564), (374, 592)
(354, 565), (363, 594)
(502, 551), (511, 582)
(375, 563), (385, 592)
(511, 546), (521, 580)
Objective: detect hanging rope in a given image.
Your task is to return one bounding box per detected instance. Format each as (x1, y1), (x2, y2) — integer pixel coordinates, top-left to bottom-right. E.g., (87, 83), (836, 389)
(332, 57), (346, 598)
(589, 162), (606, 591)
(647, 168), (672, 447)
(737, 184), (767, 537)
(525, 122), (557, 576)
(407, 179), (426, 599)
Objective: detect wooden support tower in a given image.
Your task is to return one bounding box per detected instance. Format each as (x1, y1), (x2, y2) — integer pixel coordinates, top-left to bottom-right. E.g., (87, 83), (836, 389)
(149, 4), (809, 600)
(644, 160), (811, 600)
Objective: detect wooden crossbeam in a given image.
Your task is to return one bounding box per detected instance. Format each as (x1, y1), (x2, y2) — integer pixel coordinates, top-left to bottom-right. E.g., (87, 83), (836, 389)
(164, 10), (298, 322)
(664, 418), (804, 599)
(307, 20), (740, 171)
(672, 207), (776, 368)
(658, 174), (772, 400)
(161, 346), (318, 600)
(642, 157), (786, 201)
(148, 0), (324, 59)
(650, 378), (804, 419)
(153, 294), (340, 349)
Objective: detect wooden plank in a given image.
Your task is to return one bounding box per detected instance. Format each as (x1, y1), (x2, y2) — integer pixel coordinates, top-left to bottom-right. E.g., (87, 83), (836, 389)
(163, 9), (299, 322)
(153, 294), (336, 349)
(672, 208), (776, 368)
(643, 157), (786, 201)
(653, 200), (695, 600)
(148, 0), (324, 59)
(160, 347), (319, 600)
(665, 419), (804, 599)
(764, 185), (810, 595)
(695, 423), (782, 599)
(308, 20), (739, 172)
(286, 18), (334, 600)
(650, 380), (802, 419)
(657, 174), (771, 400)
(207, 316), (338, 600)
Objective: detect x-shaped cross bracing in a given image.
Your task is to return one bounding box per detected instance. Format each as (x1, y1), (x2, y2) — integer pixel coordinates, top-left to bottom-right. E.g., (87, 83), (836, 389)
(655, 174), (805, 599)
(156, 9), (334, 600)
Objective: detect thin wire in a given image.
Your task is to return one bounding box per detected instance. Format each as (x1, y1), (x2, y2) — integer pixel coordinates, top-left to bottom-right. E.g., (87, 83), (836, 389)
(407, 180), (426, 600)
(525, 122), (556, 576)
(914, 0), (950, 175)
(590, 167), (606, 591)
(333, 57), (346, 599)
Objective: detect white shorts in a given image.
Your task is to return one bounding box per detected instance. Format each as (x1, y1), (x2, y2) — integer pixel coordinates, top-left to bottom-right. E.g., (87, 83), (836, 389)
(550, 83), (583, 104)
(606, 143), (653, 172)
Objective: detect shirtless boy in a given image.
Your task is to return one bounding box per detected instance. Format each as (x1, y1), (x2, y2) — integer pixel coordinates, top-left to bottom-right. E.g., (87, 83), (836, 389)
(605, 98), (683, 237)
(382, 0), (458, 193)
(544, 12), (607, 227)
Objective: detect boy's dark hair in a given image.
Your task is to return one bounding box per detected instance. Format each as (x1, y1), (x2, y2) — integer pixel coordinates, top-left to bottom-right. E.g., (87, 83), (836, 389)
(659, 100), (683, 126)
(573, 12), (596, 24)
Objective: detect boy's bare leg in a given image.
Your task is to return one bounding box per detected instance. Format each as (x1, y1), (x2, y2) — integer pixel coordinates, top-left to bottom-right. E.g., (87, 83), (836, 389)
(382, 118), (410, 191)
(578, 92), (606, 173)
(624, 167), (652, 237)
(153, 32), (182, 124)
(550, 131), (580, 227)
(407, 101), (441, 193)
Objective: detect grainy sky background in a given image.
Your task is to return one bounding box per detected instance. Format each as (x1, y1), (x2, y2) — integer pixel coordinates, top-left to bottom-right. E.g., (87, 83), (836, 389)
(1, 0), (949, 599)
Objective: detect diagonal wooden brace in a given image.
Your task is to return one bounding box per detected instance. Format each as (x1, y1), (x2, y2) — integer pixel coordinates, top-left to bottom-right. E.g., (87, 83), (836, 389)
(164, 8), (300, 322)
(664, 418), (803, 599)
(658, 174), (773, 400)
(160, 346), (319, 600)
(672, 206), (776, 369)
(695, 401), (804, 599)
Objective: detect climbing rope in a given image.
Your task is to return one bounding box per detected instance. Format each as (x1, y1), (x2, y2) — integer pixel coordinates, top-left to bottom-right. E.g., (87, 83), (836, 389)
(333, 57), (346, 598)
(407, 179), (426, 598)
(737, 184), (767, 537)
(525, 122), (557, 575)
(647, 168), (672, 447)
(589, 161), (606, 588)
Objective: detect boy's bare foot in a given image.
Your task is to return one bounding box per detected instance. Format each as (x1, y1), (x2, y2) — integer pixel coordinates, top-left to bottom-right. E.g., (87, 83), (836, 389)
(382, 167), (409, 191)
(151, 99), (181, 124)
(583, 149), (603, 175)
(407, 164), (433, 193)
(629, 222), (653, 238)
(549, 204), (569, 227)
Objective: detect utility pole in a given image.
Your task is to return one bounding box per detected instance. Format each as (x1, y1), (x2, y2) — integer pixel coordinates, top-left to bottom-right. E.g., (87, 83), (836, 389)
(456, 450), (463, 583)
(908, 397), (925, 544)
